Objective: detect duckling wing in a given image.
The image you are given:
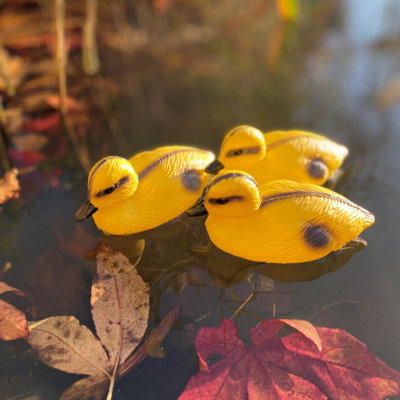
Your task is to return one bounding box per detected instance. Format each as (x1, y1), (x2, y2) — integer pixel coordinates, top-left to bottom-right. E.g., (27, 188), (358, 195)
(127, 146), (214, 231)
(259, 131), (348, 184)
(207, 180), (374, 264)
(255, 180), (374, 263)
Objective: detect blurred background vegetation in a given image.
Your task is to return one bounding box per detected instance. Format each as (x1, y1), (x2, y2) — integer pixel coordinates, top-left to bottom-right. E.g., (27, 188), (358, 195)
(1, 0), (400, 398)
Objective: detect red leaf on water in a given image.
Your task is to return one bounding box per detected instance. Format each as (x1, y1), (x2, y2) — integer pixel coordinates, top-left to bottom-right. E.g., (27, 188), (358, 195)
(8, 149), (44, 168)
(22, 112), (61, 133)
(179, 318), (400, 400)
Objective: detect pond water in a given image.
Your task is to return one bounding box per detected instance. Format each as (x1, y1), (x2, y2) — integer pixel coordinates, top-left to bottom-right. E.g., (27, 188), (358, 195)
(1, 0), (400, 399)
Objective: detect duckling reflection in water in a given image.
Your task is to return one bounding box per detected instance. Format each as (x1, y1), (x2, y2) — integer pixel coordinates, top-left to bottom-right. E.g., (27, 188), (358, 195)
(206, 125), (348, 186)
(75, 146), (215, 235)
(187, 170), (374, 264)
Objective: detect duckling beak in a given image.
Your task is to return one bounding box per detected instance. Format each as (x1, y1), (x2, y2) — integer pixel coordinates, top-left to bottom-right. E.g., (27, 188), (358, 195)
(75, 200), (98, 221)
(186, 199), (208, 217)
(205, 159), (224, 174)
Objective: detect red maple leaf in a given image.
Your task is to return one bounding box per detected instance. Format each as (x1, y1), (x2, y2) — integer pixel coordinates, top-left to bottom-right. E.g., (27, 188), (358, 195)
(179, 318), (400, 400)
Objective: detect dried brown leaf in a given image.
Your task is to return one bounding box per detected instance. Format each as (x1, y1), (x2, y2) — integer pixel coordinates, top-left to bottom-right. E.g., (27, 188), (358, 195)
(0, 298), (29, 340)
(119, 305), (180, 377)
(92, 243), (150, 365)
(60, 374), (109, 400)
(28, 316), (111, 377)
(0, 170), (20, 207)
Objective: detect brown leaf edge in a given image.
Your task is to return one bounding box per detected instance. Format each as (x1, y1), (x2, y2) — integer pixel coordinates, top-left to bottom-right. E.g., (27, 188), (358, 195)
(59, 305), (180, 400)
(0, 281), (29, 340)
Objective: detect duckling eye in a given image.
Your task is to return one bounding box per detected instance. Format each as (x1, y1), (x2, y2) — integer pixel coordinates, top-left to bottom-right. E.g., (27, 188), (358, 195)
(95, 175), (130, 198)
(227, 149), (244, 157)
(104, 185), (116, 195)
(208, 196), (244, 205)
(96, 184), (116, 197)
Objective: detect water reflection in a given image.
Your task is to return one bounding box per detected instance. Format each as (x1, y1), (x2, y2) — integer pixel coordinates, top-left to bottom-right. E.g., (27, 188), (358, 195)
(2, 0), (400, 397)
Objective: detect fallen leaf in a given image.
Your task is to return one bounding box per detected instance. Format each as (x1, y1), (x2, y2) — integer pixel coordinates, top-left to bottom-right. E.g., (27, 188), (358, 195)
(22, 112), (61, 133)
(28, 316), (111, 376)
(8, 148), (44, 167)
(26, 244), (176, 400)
(180, 318), (400, 400)
(91, 242), (150, 365)
(0, 281), (29, 340)
(0, 169), (20, 208)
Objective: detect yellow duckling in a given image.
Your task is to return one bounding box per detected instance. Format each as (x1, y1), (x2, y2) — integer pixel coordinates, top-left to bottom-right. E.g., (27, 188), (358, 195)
(188, 170), (374, 264)
(75, 146), (215, 235)
(206, 125), (349, 185)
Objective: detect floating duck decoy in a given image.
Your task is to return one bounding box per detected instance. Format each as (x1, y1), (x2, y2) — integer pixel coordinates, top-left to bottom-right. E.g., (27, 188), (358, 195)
(187, 170), (374, 264)
(75, 146), (215, 235)
(206, 125), (348, 185)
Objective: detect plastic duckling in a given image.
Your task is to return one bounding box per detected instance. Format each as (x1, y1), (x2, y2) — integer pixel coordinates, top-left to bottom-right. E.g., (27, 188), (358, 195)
(206, 125), (349, 185)
(75, 146), (215, 235)
(187, 170), (374, 264)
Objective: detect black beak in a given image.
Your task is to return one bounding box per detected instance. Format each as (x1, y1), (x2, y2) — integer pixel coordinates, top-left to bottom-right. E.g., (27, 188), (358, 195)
(186, 199), (208, 217)
(205, 159), (224, 174)
(75, 200), (98, 221)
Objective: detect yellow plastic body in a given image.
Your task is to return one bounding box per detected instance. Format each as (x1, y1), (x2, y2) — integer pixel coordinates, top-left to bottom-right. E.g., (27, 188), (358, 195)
(204, 170), (374, 264)
(218, 126), (349, 185)
(88, 146), (214, 235)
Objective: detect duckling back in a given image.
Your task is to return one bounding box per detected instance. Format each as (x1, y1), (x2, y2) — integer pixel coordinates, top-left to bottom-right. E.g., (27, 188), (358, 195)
(92, 146), (214, 235)
(204, 177), (374, 264)
(216, 127), (348, 185)
(259, 131), (348, 184)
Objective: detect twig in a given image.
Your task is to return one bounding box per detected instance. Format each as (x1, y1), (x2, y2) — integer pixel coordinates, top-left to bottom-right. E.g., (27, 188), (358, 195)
(83, 0), (100, 75)
(0, 44), (16, 97)
(55, 0), (91, 172)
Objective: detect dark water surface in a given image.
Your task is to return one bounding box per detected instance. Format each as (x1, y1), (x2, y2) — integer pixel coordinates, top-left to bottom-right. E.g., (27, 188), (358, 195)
(1, 0), (400, 399)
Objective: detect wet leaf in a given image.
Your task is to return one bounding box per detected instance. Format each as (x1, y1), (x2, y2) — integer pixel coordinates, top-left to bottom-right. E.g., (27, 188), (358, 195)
(0, 281), (29, 340)
(60, 374), (108, 400)
(92, 243), (150, 365)
(26, 245), (175, 400)
(27, 316), (110, 376)
(119, 305), (180, 377)
(8, 149), (44, 168)
(22, 112), (61, 133)
(180, 318), (400, 400)
(0, 169), (20, 208)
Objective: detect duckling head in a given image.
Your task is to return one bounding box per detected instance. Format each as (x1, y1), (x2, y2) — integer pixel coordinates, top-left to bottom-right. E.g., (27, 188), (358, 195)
(203, 170), (261, 218)
(75, 156), (139, 221)
(206, 126), (266, 174)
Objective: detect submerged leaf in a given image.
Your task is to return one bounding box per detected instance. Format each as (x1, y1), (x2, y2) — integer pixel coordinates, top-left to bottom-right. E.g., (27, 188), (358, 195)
(0, 281), (29, 340)
(0, 298), (29, 340)
(28, 316), (110, 377)
(92, 243), (150, 365)
(180, 318), (400, 400)
(60, 375), (109, 400)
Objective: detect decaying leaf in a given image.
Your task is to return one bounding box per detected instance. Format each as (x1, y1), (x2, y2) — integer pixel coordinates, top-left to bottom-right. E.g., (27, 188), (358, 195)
(28, 316), (111, 376)
(92, 242), (149, 365)
(0, 281), (29, 340)
(0, 169), (20, 208)
(180, 318), (400, 400)
(26, 244), (176, 400)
